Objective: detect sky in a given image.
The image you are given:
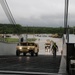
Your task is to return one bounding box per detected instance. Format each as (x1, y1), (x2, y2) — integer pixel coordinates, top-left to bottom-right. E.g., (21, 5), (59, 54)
(0, 0), (75, 27)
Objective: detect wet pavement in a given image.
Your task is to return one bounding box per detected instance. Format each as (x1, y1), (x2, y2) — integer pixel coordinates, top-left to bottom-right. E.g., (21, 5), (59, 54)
(0, 35), (64, 74)
(0, 55), (61, 74)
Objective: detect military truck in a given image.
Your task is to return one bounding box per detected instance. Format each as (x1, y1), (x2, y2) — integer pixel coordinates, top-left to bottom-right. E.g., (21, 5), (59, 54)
(16, 42), (39, 56)
(45, 40), (51, 52)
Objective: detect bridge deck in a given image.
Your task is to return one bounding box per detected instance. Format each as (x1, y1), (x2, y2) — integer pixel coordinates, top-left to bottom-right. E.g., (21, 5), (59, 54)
(0, 55), (61, 74)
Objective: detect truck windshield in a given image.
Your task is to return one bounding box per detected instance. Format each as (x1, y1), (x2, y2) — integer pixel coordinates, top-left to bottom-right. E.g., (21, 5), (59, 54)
(45, 43), (50, 45)
(28, 43), (35, 46)
(20, 43), (27, 46)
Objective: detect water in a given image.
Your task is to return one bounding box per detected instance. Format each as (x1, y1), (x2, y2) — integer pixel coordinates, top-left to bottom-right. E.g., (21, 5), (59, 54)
(0, 34), (63, 55)
(0, 42), (16, 55)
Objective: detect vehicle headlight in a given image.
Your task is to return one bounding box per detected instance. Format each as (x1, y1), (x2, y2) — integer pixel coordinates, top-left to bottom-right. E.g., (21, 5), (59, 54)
(19, 47), (22, 50)
(27, 47), (30, 49)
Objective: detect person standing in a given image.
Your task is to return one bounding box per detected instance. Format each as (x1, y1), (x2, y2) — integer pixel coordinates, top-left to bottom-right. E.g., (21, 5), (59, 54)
(21, 37), (24, 42)
(51, 42), (58, 57)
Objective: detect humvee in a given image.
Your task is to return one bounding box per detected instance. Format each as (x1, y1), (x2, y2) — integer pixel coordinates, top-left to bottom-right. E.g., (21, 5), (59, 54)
(45, 43), (51, 49)
(45, 42), (51, 52)
(16, 42), (39, 56)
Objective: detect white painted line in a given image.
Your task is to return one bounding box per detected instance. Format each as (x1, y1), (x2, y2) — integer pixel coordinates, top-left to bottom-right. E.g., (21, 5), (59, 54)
(0, 70), (60, 75)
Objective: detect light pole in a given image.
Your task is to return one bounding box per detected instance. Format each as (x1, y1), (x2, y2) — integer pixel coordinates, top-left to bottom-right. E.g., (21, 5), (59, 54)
(64, 0), (69, 43)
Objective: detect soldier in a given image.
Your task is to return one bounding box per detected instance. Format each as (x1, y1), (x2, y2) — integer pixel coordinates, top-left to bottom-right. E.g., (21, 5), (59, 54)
(21, 37), (24, 42)
(51, 42), (58, 57)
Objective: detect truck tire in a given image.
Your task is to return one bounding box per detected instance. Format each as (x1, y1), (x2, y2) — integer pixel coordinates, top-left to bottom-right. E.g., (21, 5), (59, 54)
(31, 51), (34, 56)
(16, 50), (20, 56)
(35, 53), (38, 56)
(23, 53), (26, 56)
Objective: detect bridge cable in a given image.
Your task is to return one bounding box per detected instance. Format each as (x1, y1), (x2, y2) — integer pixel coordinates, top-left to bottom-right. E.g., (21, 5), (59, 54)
(0, 0), (14, 24)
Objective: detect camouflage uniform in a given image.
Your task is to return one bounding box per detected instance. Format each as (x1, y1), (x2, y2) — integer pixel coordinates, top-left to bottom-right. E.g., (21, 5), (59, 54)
(52, 43), (58, 57)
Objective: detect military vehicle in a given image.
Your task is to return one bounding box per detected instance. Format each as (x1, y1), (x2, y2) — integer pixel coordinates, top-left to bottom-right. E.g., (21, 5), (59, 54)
(16, 42), (39, 56)
(45, 43), (51, 49)
(45, 40), (51, 52)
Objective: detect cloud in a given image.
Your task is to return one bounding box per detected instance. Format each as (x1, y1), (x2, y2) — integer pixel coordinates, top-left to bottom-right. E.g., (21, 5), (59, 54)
(0, 0), (75, 27)
(16, 13), (64, 27)
(6, 0), (64, 18)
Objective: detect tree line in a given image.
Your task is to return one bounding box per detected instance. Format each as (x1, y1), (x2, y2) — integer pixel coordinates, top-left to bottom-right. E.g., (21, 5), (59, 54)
(0, 24), (74, 35)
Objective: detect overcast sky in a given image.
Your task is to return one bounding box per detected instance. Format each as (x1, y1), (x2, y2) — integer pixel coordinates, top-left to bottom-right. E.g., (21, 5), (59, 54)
(0, 0), (75, 27)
